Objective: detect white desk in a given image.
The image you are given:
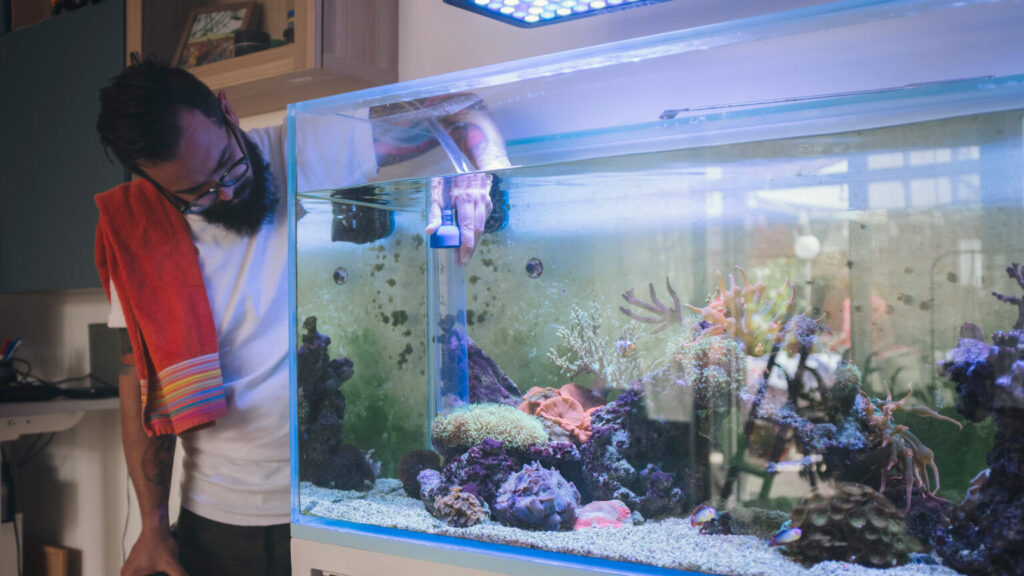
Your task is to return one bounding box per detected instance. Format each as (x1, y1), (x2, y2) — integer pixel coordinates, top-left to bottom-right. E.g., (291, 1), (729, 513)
(0, 397), (119, 442)
(0, 397), (119, 575)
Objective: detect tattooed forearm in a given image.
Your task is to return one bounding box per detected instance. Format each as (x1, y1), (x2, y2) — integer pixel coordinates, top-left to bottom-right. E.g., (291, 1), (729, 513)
(118, 328), (135, 366)
(142, 435), (176, 488)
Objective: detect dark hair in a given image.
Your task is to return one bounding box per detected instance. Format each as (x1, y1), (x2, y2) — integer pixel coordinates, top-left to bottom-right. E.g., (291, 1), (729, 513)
(96, 55), (224, 173)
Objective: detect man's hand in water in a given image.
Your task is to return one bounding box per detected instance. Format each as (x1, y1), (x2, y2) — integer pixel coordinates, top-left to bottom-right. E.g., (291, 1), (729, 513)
(425, 173), (493, 265)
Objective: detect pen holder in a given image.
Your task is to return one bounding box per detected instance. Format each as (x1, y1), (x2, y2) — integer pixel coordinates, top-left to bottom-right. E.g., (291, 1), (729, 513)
(0, 361), (16, 386)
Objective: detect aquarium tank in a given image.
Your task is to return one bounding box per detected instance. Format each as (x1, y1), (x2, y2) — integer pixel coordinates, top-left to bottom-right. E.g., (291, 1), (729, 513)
(288, 0), (1024, 574)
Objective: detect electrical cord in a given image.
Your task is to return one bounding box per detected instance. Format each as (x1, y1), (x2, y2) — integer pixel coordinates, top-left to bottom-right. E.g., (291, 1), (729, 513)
(1, 359), (117, 402)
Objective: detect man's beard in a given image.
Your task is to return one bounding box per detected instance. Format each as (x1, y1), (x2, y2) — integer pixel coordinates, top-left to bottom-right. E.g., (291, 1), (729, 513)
(198, 132), (279, 236)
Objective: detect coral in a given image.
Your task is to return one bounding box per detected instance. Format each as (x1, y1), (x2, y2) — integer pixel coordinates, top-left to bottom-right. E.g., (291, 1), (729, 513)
(431, 403), (548, 457)
(668, 323), (746, 413)
(619, 278), (684, 334)
(856, 385), (962, 510)
(493, 462), (581, 531)
(418, 469), (444, 516)
(398, 449), (442, 498)
(683, 266), (797, 356)
(580, 384), (689, 518)
(881, 476), (953, 547)
(440, 438), (521, 507)
(992, 262), (1024, 329)
(559, 382), (607, 412)
(518, 386), (561, 415)
(934, 282), (1024, 576)
(296, 316), (358, 486)
(434, 486), (489, 528)
(535, 396), (592, 443)
(526, 441), (588, 502)
(547, 304), (641, 396)
(574, 500), (632, 529)
(785, 482), (921, 568)
(468, 339), (523, 407)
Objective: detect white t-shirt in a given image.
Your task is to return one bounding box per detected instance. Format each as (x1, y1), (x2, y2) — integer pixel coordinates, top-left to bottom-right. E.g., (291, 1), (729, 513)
(107, 116), (377, 525)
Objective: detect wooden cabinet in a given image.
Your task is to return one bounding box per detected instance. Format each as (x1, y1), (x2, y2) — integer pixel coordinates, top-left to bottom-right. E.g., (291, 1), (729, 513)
(126, 0), (398, 117)
(0, 1), (126, 292)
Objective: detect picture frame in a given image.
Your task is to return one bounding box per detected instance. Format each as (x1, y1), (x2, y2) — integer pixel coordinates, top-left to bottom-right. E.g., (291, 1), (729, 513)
(174, 2), (259, 69)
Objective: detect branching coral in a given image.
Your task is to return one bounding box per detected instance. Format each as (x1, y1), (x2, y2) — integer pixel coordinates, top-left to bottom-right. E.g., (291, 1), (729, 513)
(684, 266), (797, 356)
(547, 304), (641, 396)
(620, 278), (683, 334)
(857, 385), (962, 511)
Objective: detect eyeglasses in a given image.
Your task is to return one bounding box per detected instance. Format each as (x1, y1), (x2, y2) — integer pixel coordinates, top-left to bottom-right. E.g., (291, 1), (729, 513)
(144, 120), (250, 215)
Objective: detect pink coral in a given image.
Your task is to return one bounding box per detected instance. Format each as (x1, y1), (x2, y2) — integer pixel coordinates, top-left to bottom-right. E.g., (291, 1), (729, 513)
(573, 500), (632, 529)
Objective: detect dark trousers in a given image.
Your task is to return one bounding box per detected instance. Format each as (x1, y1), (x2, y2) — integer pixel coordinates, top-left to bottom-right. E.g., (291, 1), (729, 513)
(176, 507), (291, 576)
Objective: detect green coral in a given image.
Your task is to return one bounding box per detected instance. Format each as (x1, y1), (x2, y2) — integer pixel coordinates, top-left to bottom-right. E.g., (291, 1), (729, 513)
(666, 320), (746, 411)
(547, 303), (641, 396)
(431, 403), (548, 454)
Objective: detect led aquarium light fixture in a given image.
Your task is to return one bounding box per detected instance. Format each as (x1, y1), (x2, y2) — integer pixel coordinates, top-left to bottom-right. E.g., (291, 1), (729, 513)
(443, 0), (675, 28)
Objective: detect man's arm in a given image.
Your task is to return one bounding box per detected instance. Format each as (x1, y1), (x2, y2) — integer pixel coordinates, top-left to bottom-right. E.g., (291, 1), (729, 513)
(371, 94), (510, 171)
(371, 94), (511, 264)
(117, 329), (186, 576)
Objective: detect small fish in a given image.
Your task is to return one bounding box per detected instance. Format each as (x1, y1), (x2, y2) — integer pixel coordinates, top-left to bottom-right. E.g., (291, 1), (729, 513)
(615, 338), (636, 357)
(689, 504), (716, 528)
(768, 527), (802, 546)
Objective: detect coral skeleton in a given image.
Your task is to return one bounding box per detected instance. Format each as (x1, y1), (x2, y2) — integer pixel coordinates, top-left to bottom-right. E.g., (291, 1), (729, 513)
(547, 303), (640, 396)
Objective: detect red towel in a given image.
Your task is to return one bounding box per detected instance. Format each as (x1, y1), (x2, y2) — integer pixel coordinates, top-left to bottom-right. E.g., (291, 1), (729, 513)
(95, 179), (227, 437)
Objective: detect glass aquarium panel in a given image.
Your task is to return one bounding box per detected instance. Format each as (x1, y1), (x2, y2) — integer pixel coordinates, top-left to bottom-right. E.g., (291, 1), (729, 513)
(289, 2), (1024, 575)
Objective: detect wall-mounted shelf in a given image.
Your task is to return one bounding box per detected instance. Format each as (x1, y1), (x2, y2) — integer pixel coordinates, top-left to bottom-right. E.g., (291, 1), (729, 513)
(126, 0), (398, 117)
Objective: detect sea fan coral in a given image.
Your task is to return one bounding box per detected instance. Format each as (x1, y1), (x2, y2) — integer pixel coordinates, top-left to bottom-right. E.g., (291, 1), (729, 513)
(684, 266), (796, 356)
(493, 461), (580, 531)
(434, 486), (489, 528)
(786, 482), (921, 568)
(398, 449), (442, 498)
(547, 304), (641, 396)
(431, 403), (548, 456)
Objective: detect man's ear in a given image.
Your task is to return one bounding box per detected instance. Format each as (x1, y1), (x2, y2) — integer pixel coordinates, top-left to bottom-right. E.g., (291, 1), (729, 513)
(218, 91), (240, 126)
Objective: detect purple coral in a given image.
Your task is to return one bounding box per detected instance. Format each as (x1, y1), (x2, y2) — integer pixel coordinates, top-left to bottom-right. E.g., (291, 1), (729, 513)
(468, 339), (523, 406)
(440, 438), (521, 507)
(580, 383), (688, 517)
(493, 462), (580, 531)
(934, 270), (1024, 576)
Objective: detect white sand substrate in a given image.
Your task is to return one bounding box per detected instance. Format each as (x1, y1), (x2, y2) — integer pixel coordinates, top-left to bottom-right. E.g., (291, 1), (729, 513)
(299, 479), (961, 576)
